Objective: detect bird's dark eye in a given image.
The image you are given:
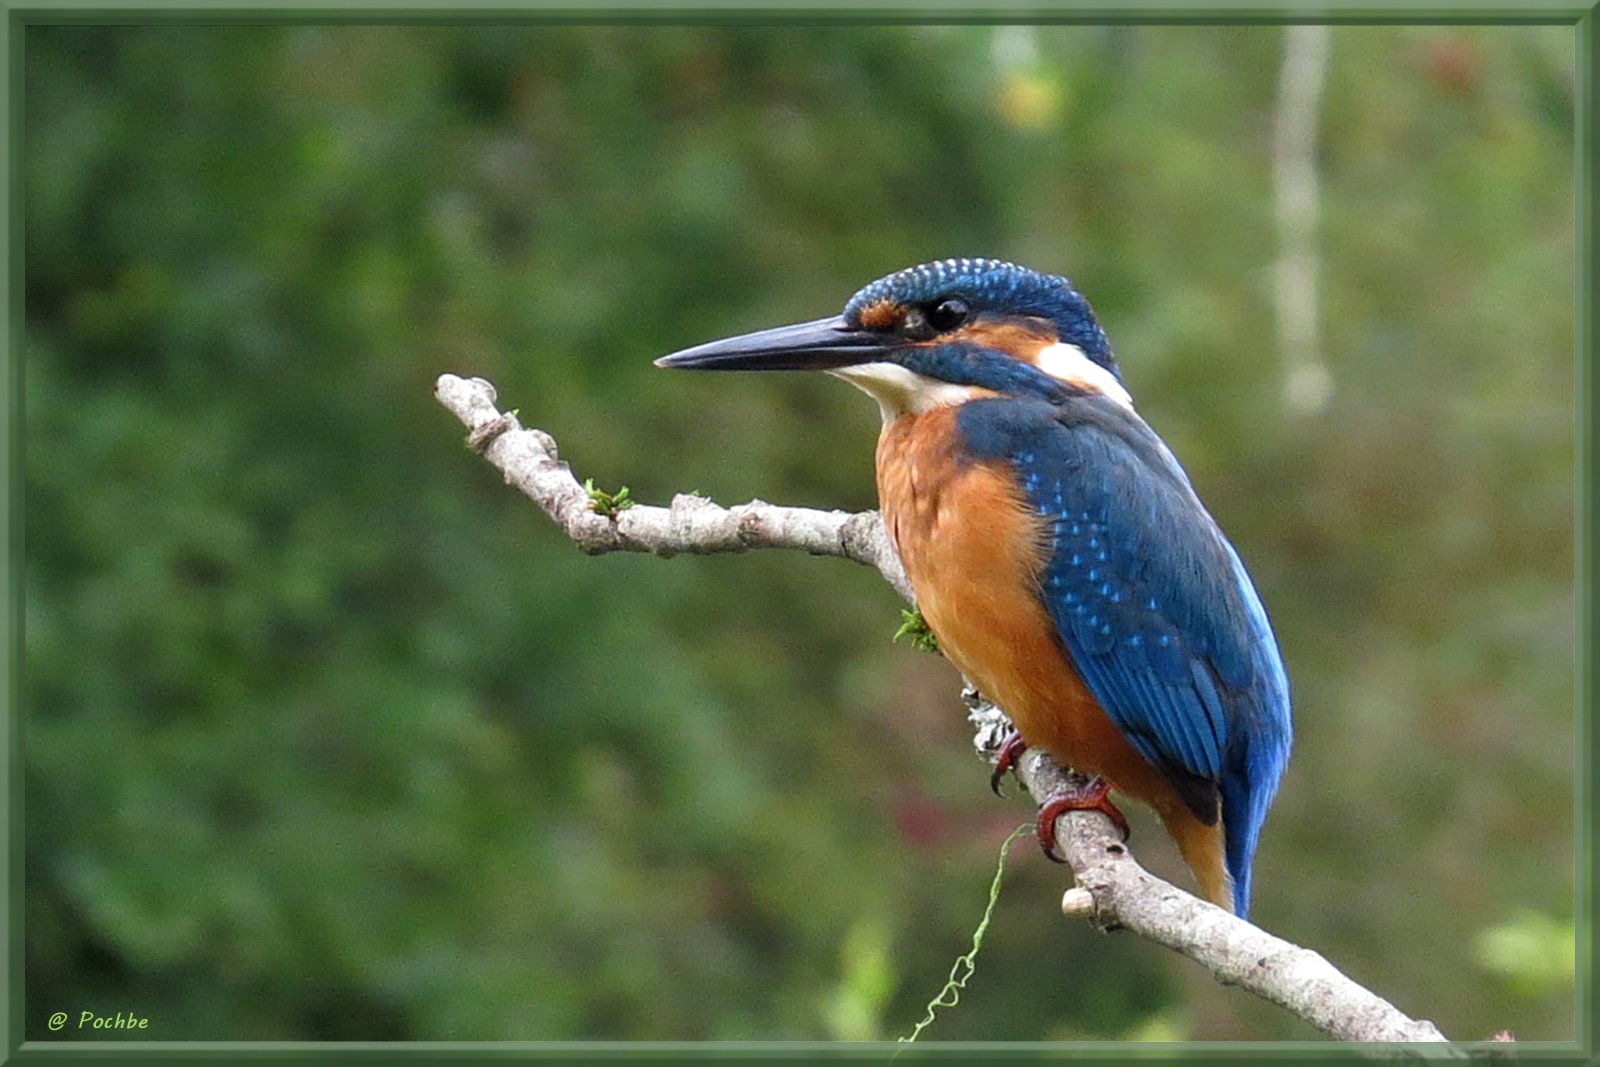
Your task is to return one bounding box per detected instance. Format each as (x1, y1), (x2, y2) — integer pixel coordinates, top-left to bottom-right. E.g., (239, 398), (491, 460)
(927, 298), (970, 332)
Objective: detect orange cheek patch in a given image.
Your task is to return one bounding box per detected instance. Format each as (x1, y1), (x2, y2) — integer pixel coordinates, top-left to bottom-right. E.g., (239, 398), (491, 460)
(947, 320), (1057, 358)
(856, 299), (903, 330)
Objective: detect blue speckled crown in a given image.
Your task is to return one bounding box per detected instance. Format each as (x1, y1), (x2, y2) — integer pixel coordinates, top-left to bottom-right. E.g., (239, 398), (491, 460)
(842, 258), (1117, 375)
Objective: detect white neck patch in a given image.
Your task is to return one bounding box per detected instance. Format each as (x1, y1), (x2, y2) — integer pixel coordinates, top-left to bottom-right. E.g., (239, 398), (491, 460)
(828, 362), (982, 421)
(1033, 342), (1134, 410)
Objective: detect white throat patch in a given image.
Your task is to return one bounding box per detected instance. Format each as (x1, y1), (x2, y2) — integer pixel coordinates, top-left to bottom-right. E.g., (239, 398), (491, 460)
(828, 362), (982, 422)
(1033, 342), (1133, 410)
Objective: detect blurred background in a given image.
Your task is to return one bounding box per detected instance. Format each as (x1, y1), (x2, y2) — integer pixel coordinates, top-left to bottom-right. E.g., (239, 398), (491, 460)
(24, 23), (1575, 1043)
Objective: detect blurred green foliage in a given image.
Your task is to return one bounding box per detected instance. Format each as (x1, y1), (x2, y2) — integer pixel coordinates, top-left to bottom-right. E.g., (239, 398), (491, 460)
(24, 23), (1574, 1042)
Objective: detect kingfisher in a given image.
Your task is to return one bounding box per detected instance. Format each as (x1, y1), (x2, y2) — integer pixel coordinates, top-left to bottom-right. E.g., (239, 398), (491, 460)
(655, 258), (1292, 918)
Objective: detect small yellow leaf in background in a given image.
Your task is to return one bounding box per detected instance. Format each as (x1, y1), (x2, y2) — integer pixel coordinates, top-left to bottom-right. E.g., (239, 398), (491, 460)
(994, 70), (1068, 133)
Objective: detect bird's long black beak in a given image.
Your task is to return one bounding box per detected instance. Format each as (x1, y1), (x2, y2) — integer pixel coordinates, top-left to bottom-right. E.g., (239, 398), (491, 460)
(654, 315), (892, 371)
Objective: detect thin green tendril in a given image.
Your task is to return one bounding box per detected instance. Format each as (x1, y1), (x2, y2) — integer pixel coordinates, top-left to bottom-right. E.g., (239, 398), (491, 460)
(897, 822), (1032, 1045)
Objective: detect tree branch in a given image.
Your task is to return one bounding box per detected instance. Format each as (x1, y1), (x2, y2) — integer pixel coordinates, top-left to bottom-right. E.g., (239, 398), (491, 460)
(435, 373), (910, 601)
(434, 372), (1455, 1045)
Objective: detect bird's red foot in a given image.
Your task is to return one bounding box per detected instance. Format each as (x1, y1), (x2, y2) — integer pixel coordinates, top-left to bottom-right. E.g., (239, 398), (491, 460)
(1036, 777), (1130, 862)
(990, 730), (1028, 796)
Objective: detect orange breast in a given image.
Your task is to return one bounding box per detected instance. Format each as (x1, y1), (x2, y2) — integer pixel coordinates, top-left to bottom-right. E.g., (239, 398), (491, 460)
(877, 408), (1231, 907)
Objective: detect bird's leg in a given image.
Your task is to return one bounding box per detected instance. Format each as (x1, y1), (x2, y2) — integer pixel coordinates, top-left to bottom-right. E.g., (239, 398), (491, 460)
(1035, 777), (1130, 862)
(989, 729), (1029, 796)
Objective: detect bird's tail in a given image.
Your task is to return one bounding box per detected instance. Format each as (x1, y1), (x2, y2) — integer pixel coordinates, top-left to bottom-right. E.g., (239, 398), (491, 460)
(1219, 776), (1263, 919)
(1220, 732), (1289, 920)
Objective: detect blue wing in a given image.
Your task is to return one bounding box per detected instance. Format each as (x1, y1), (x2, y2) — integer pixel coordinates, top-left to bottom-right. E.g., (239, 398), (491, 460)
(959, 393), (1292, 914)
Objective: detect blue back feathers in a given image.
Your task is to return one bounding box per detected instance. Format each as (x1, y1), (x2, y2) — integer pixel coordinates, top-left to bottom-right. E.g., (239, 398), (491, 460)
(957, 393), (1293, 918)
(843, 258), (1119, 376)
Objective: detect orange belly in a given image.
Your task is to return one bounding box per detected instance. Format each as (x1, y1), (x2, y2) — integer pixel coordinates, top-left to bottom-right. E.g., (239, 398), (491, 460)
(878, 408), (1231, 908)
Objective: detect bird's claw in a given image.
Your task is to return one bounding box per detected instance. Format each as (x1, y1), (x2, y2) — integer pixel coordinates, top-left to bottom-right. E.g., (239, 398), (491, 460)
(989, 730), (1028, 796)
(1035, 776), (1130, 862)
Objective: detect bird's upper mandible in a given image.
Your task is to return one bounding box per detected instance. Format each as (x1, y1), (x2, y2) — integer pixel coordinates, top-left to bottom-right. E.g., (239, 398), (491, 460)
(657, 258), (1293, 919)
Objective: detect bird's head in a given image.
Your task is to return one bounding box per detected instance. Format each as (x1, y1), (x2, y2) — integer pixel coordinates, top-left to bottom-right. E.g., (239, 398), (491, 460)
(655, 258), (1130, 418)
